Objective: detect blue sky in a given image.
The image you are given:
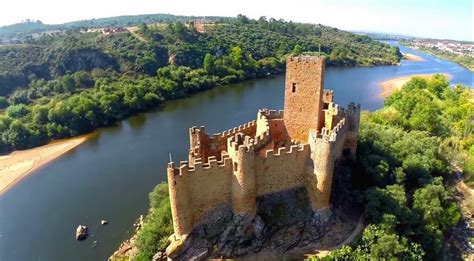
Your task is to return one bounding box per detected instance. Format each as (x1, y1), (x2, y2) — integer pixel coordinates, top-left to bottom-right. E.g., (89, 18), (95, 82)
(0, 0), (471, 41)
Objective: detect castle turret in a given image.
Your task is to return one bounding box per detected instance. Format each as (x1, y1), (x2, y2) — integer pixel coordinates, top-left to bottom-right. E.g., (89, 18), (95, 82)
(228, 133), (257, 214)
(167, 163), (193, 236)
(284, 56), (326, 143)
(344, 102), (361, 155)
(306, 129), (336, 210)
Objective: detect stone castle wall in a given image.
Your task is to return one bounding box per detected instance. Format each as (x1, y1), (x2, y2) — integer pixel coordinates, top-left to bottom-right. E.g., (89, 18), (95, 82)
(168, 137), (312, 236)
(167, 55), (361, 239)
(167, 156), (233, 236)
(255, 144), (310, 196)
(284, 56), (325, 143)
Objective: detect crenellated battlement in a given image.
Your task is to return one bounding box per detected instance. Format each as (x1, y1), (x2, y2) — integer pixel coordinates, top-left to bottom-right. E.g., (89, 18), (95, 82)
(320, 117), (347, 142)
(190, 120), (257, 140)
(288, 55), (324, 63)
(263, 144), (310, 158)
(210, 120), (257, 139)
(227, 133), (255, 154)
(168, 154), (233, 178)
(258, 109), (284, 119)
(323, 89), (334, 104)
(346, 102), (361, 114)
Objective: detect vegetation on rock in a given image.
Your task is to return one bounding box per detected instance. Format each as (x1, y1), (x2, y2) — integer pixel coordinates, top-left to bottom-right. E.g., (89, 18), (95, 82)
(134, 183), (173, 261)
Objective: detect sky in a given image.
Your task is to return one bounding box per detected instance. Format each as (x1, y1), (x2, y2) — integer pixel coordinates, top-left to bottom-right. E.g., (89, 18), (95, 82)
(0, 0), (472, 41)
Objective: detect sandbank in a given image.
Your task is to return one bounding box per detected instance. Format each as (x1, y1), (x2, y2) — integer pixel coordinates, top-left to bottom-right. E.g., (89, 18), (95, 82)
(380, 73), (452, 98)
(402, 52), (424, 62)
(0, 135), (89, 194)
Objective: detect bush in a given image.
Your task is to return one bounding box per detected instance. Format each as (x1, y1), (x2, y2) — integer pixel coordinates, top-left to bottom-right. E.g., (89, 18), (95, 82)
(134, 183), (173, 260)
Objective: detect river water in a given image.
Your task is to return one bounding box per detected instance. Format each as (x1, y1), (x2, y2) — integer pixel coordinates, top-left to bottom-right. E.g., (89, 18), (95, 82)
(0, 42), (472, 260)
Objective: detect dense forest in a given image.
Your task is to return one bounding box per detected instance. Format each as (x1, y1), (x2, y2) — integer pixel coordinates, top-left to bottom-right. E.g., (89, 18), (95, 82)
(319, 75), (473, 260)
(0, 15), (401, 153)
(122, 75), (473, 260)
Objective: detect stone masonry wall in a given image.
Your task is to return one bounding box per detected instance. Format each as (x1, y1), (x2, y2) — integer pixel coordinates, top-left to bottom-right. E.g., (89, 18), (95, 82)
(189, 121), (257, 162)
(168, 156), (233, 236)
(255, 144), (310, 197)
(284, 56), (325, 143)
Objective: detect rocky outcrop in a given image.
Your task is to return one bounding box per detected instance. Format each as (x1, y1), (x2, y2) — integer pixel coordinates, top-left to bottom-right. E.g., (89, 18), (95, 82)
(166, 187), (336, 261)
(53, 47), (119, 75)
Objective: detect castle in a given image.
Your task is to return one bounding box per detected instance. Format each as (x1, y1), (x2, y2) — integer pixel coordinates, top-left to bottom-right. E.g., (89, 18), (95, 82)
(166, 56), (361, 242)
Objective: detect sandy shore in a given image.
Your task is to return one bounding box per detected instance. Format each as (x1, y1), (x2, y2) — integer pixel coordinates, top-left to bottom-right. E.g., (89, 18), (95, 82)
(0, 135), (89, 194)
(402, 52), (424, 62)
(380, 73), (452, 98)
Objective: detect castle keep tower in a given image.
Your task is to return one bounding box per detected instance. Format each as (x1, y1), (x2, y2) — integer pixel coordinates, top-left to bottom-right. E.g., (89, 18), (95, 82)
(284, 56), (326, 142)
(166, 56), (361, 246)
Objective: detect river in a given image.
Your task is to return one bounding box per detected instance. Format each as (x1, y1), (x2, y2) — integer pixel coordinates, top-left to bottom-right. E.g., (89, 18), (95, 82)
(0, 42), (472, 260)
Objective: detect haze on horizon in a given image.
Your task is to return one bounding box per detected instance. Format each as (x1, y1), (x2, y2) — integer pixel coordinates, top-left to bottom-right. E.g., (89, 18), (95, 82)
(0, 0), (472, 41)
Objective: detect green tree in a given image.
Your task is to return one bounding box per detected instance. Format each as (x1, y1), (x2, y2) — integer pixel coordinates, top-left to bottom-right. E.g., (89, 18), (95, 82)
(0, 96), (9, 109)
(412, 177), (461, 255)
(203, 53), (215, 73)
(6, 104), (29, 119)
(2, 120), (33, 149)
(292, 44), (303, 55)
(229, 46), (244, 69)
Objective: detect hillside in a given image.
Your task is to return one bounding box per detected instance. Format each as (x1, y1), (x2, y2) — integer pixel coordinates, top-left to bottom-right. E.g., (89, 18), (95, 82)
(0, 15), (401, 152)
(0, 14), (230, 42)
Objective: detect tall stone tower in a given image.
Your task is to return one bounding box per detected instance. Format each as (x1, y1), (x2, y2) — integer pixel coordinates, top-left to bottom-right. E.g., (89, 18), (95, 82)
(283, 56), (325, 143)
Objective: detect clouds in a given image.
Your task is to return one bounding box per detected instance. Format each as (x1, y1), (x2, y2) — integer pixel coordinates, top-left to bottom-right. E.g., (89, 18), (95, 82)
(0, 0), (471, 41)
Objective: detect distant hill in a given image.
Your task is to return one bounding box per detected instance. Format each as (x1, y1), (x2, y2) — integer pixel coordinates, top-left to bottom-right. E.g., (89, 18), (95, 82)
(352, 31), (415, 41)
(0, 14), (230, 42)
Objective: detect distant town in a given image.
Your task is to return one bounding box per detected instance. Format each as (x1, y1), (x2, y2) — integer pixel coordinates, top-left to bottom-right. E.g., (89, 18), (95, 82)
(409, 39), (474, 58)
(402, 38), (474, 71)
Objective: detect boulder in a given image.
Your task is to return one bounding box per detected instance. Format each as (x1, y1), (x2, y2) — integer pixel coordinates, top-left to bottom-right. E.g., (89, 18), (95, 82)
(76, 225), (88, 241)
(152, 251), (166, 261)
(101, 220), (108, 225)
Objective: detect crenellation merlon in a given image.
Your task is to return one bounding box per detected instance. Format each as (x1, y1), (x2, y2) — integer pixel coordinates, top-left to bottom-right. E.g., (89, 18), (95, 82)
(210, 120), (257, 139)
(263, 143), (309, 158)
(289, 55), (324, 63)
(259, 108), (284, 119)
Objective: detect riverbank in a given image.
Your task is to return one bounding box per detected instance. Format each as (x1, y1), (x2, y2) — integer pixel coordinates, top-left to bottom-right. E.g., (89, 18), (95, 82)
(379, 73), (452, 98)
(0, 135), (89, 194)
(402, 52), (424, 61)
(405, 46), (474, 72)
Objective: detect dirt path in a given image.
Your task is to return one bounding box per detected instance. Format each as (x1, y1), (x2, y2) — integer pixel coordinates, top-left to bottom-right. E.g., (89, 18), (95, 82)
(126, 27), (148, 43)
(447, 170), (474, 259)
(309, 215), (365, 258)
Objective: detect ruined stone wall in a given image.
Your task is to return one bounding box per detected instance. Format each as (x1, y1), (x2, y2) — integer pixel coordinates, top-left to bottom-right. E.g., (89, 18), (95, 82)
(284, 56), (325, 143)
(255, 144), (310, 197)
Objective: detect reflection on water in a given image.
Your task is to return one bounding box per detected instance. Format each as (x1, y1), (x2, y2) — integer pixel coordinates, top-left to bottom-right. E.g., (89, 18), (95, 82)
(0, 43), (472, 261)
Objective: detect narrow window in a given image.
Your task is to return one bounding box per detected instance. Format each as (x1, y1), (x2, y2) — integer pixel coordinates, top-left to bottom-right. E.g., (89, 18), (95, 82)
(233, 162), (238, 172)
(292, 83), (297, 93)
